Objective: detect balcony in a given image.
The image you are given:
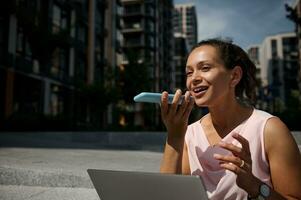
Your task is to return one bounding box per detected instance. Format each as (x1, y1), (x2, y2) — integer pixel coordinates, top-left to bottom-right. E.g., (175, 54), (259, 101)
(121, 0), (144, 4)
(122, 22), (144, 34)
(122, 39), (144, 48)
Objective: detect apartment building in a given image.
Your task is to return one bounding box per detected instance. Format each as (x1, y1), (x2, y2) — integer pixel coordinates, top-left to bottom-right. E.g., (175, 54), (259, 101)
(0, 0), (107, 130)
(173, 3), (197, 51)
(173, 3), (197, 91)
(103, 0), (123, 126)
(247, 45), (262, 83)
(260, 32), (299, 104)
(173, 33), (188, 90)
(120, 0), (174, 127)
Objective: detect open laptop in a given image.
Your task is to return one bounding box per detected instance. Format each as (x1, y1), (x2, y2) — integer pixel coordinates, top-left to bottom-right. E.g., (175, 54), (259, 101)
(87, 169), (208, 200)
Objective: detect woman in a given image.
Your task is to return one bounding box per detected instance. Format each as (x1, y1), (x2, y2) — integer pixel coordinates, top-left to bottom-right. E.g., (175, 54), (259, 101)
(160, 39), (301, 199)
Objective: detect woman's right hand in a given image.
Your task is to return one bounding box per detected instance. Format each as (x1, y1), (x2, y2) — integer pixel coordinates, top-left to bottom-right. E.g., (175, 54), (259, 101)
(160, 89), (195, 140)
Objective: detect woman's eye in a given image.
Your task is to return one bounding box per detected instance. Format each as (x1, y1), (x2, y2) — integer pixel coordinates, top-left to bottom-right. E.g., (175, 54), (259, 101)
(186, 71), (192, 76)
(202, 65), (210, 71)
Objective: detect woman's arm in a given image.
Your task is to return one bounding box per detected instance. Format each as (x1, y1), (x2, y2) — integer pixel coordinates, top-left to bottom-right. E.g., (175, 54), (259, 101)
(159, 90), (194, 174)
(160, 139), (191, 174)
(264, 117), (301, 199)
(213, 117), (301, 199)
(160, 137), (185, 174)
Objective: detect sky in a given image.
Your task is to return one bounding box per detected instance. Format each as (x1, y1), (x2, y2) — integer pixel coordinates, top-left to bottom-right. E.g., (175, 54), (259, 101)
(174, 0), (296, 49)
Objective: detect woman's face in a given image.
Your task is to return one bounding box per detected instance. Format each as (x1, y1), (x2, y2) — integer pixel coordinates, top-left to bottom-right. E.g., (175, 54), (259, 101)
(186, 45), (234, 107)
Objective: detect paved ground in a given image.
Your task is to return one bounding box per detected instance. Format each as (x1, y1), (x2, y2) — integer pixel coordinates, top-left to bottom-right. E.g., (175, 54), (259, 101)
(0, 131), (300, 200)
(0, 148), (163, 200)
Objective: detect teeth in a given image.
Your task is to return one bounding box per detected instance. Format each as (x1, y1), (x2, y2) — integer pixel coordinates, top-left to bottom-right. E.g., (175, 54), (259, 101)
(193, 86), (207, 93)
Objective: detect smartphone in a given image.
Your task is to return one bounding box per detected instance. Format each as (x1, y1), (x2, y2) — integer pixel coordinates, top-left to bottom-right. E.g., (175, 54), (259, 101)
(134, 92), (189, 104)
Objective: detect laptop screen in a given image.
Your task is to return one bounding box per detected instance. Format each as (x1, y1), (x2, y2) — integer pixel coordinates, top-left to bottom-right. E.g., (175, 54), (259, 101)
(87, 169), (208, 200)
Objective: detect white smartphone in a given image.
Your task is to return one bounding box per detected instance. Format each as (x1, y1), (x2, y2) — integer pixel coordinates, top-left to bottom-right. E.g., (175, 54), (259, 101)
(134, 92), (189, 104)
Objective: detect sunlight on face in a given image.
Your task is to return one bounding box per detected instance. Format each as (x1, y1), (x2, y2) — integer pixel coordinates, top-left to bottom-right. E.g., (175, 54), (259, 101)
(185, 45), (234, 107)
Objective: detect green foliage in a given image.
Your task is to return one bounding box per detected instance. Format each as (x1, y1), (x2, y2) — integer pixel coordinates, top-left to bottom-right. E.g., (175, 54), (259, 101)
(275, 90), (301, 130)
(80, 82), (119, 109)
(121, 50), (152, 103)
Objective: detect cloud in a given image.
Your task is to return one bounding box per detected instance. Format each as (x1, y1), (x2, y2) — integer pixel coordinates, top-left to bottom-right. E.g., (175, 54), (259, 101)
(175, 0), (294, 48)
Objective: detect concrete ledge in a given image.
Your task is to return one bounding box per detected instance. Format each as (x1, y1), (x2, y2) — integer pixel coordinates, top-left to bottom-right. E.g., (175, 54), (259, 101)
(0, 167), (92, 188)
(0, 132), (167, 151)
(1, 131), (300, 150)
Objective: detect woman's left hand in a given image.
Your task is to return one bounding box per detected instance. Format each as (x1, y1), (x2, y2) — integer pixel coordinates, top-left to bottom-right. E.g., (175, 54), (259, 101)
(213, 133), (260, 195)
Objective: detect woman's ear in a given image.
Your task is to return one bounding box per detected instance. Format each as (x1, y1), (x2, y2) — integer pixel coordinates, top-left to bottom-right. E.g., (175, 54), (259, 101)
(230, 66), (242, 87)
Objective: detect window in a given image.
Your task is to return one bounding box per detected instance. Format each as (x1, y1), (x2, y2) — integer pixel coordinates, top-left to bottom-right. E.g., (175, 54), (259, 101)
(16, 27), (32, 60)
(77, 26), (86, 43)
(124, 4), (140, 14)
(271, 39), (277, 59)
(16, 27), (24, 54)
(146, 20), (154, 32)
(145, 3), (155, 16)
(50, 85), (64, 116)
(52, 4), (61, 33)
(51, 48), (68, 79)
(52, 3), (69, 33)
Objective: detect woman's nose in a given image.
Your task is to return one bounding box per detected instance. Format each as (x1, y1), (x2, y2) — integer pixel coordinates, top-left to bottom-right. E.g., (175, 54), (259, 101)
(191, 71), (202, 84)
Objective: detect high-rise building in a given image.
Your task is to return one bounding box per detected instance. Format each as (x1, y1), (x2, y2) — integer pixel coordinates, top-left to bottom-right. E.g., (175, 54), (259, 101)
(172, 3), (197, 92)
(173, 33), (188, 90)
(247, 45), (262, 83)
(173, 3), (198, 51)
(0, 0), (107, 130)
(103, 0), (123, 126)
(120, 0), (174, 127)
(260, 32), (299, 104)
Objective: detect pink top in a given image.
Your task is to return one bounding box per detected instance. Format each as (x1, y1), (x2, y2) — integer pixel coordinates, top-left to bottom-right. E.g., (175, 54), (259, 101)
(185, 109), (274, 200)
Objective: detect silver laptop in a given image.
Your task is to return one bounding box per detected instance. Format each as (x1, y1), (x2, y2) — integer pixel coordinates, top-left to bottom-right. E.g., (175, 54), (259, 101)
(87, 169), (208, 200)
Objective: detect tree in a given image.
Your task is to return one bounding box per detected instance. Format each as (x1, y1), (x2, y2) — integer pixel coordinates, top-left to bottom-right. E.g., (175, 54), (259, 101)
(116, 49), (152, 129)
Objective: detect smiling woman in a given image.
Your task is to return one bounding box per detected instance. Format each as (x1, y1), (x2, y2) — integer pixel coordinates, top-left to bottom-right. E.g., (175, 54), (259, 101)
(159, 39), (301, 200)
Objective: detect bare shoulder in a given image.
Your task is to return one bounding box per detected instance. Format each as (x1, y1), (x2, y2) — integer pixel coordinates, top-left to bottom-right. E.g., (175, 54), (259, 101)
(264, 117), (296, 151)
(264, 117), (301, 198)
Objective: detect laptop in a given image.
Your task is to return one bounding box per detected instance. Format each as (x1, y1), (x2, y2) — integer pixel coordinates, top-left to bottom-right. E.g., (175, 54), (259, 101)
(87, 169), (208, 200)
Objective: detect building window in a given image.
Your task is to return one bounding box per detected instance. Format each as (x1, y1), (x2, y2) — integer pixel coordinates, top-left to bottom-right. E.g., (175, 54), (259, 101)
(16, 27), (24, 54)
(77, 25), (86, 43)
(51, 48), (68, 79)
(145, 3), (155, 16)
(124, 4), (141, 15)
(124, 20), (142, 29)
(52, 4), (61, 33)
(50, 85), (64, 116)
(52, 3), (69, 34)
(16, 27), (32, 60)
(0, 18), (4, 62)
(271, 39), (277, 59)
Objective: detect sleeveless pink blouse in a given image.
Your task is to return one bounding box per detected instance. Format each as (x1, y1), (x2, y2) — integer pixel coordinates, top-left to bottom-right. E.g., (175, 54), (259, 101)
(185, 109), (274, 200)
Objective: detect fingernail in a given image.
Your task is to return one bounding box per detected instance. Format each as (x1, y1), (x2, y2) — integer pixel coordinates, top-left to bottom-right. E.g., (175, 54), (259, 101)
(218, 141), (226, 146)
(213, 154), (221, 159)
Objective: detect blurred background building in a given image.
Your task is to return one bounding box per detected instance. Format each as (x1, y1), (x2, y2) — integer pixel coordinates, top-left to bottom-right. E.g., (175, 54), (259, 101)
(173, 3), (197, 51)
(0, 0), (197, 131)
(1, 0), (107, 130)
(247, 30), (300, 129)
(1, 0), (299, 131)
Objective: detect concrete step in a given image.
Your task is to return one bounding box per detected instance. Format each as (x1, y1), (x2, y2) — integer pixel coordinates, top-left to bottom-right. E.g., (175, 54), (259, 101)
(0, 185), (99, 200)
(0, 148), (162, 188)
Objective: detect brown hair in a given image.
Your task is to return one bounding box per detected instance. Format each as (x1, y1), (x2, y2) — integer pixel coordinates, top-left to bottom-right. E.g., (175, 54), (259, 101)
(190, 38), (257, 104)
